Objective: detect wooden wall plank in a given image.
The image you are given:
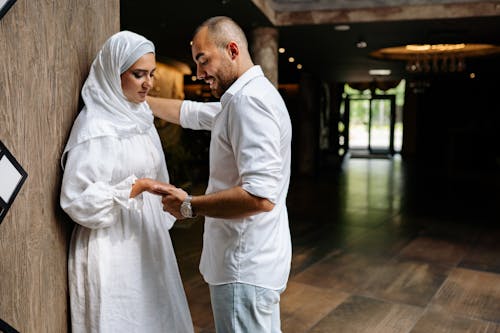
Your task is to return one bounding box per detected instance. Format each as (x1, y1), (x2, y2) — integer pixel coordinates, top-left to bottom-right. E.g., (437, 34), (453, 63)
(0, 1), (119, 331)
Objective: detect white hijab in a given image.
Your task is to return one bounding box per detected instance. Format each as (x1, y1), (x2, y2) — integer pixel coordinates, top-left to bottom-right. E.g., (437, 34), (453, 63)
(62, 31), (155, 167)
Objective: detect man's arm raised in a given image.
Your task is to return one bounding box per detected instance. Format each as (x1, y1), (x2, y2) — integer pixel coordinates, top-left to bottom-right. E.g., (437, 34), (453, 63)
(146, 96), (182, 125)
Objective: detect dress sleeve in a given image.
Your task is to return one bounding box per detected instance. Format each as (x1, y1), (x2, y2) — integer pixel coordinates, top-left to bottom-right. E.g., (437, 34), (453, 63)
(228, 94), (282, 203)
(180, 100), (221, 130)
(60, 137), (140, 229)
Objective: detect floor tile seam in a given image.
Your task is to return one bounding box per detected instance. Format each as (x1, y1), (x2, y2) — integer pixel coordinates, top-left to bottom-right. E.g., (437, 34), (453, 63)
(430, 266), (500, 320)
(424, 266), (460, 315)
(388, 255), (456, 294)
(346, 253), (408, 293)
(295, 248), (345, 270)
(437, 307), (500, 325)
(289, 275), (365, 295)
(345, 293), (427, 312)
(289, 260), (335, 278)
(408, 304), (500, 331)
(354, 285), (436, 309)
(366, 255), (456, 308)
(282, 281), (352, 332)
(424, 304), (500, 325)
(304, 294), (376, 333)
(392, 250), (462, 269)
(455, 238), (500, 272)
(342, 237), (409, 260)
(285, 280), (353, 300)
(406, 230), (477, 245)
(457, 262), (500, 275)
(288, 250), (355, 285)
(405, 305), (432, 333)
(285, 300), (348, 333)
(375, 248), (457, 270)
(450, 265), (500, 279)
(290, 248), (397, 286)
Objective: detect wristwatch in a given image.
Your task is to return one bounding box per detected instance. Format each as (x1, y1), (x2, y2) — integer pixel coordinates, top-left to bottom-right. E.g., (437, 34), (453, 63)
(180, 195), (195, 218)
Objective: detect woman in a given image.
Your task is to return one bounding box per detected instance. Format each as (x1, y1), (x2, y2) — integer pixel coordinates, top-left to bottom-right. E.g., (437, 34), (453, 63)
(60, 31), (194, 332)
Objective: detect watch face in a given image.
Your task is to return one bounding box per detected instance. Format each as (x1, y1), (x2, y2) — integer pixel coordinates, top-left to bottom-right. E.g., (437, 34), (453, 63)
(180, 202), (192, 218)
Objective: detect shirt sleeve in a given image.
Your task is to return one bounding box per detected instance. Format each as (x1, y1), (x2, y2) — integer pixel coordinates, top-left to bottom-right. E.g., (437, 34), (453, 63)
(228, 94), (282, 203)
(180, 100), (221, 130)
(60, 137), (141, 229)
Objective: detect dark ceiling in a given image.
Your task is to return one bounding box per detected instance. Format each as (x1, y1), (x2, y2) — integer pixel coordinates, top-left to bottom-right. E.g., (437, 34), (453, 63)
(121, 0), (500, 83)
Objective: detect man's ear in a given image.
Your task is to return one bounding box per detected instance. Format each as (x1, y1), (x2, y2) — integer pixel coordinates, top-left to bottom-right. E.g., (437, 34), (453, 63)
(227, 41), (239, 60)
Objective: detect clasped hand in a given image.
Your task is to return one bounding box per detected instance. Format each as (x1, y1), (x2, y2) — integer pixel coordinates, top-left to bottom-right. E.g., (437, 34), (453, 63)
(130, 178), (189, 220)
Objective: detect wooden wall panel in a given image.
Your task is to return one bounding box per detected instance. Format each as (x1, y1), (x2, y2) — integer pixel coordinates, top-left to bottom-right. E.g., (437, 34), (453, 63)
(0, 1), (119, 331)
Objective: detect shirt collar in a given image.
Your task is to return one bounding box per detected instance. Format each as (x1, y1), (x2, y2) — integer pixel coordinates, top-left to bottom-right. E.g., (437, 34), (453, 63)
(220, 65), (264, 106)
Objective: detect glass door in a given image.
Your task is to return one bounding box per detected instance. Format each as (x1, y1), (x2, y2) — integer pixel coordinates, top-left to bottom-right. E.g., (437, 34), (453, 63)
(346, 95), (396, 155)
(369, 96), (395, 154)
(346, 98), (370, 150)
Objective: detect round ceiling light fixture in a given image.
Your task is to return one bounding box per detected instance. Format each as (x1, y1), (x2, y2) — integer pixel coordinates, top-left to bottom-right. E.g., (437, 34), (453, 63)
(370, 43), (500, 73)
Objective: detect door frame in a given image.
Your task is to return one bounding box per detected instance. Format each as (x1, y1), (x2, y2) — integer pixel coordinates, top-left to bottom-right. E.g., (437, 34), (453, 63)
(344, 94), (396, 155)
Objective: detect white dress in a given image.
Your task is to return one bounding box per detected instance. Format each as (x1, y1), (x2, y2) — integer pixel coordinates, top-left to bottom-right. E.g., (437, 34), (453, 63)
(61, 126), (193, 333)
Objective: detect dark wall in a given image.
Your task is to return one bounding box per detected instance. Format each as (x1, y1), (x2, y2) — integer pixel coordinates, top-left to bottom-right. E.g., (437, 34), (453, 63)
(403, 73), (500, 220)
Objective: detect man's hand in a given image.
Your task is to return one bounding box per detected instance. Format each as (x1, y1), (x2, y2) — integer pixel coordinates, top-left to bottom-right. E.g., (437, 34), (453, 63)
(153, 184), (189, 219)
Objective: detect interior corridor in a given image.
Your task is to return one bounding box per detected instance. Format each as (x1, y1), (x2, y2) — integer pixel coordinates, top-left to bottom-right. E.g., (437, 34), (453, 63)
(170, 156), (500, 333)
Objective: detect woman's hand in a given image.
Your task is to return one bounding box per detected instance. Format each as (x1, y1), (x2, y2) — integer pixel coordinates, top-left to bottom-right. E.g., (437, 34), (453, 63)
(129, 178), (175, 198)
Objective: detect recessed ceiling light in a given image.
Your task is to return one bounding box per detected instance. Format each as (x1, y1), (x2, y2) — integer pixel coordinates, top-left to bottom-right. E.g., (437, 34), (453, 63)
(278, 47), (285, 54)
(297, 64), (303, 69)
(288, 57), (295, 63)
(334, 25), (350, 31)
(369, 69), (391, 76)
(356, 41), (368, 48)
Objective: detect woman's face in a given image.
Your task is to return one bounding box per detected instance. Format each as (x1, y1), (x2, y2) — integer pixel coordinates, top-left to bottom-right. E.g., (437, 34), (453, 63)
(121, 52), (156, 104)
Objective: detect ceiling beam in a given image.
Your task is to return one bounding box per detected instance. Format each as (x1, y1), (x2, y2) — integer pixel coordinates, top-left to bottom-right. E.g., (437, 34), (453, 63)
(251, 1), (500, 26)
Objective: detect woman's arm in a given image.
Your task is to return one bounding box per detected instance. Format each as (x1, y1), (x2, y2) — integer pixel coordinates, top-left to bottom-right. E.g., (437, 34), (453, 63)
(61, 139), (141, 229)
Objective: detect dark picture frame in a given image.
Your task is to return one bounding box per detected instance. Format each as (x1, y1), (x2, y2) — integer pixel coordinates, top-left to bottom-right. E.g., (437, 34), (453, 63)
(0, 318), (20, 333)
(0, 0), (16, 20)
(0, 140), (27, 224)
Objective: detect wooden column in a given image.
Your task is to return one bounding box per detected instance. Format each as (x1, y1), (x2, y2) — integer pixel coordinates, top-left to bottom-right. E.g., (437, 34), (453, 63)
(0, 1), (119, 331)
(251, 26), (279, 87)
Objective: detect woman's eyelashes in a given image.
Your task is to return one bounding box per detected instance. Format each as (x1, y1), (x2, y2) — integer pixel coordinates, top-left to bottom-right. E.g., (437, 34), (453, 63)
(132, 70), (155, 79)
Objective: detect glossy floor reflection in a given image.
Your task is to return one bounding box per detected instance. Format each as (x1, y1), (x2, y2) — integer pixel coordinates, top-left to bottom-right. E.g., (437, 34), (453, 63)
(170, 156), (500, 333)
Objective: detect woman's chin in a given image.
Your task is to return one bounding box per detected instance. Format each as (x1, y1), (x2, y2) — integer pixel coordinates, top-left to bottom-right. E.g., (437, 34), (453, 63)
(135, 96), (147, 103)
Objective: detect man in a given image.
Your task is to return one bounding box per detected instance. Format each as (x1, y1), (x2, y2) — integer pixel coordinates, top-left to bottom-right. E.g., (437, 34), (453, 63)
(147, 16), (292, 333)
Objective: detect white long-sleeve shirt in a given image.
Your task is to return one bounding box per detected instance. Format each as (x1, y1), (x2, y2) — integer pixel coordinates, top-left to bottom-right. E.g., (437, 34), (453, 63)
(181, 66), (292, 290)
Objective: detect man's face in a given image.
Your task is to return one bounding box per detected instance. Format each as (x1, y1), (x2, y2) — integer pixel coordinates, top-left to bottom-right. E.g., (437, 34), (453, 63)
(191, 27), (236, 98)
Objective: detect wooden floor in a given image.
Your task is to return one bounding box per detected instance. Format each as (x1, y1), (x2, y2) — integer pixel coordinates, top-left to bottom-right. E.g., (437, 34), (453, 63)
(170, 156), (500, 333)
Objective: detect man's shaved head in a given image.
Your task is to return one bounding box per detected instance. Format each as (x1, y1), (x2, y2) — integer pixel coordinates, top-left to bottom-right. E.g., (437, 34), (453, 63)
(194, 16), (248, 51)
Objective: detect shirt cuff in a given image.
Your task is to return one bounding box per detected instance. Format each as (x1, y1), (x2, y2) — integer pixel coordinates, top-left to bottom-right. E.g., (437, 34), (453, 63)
(112, 175), (143, 212)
